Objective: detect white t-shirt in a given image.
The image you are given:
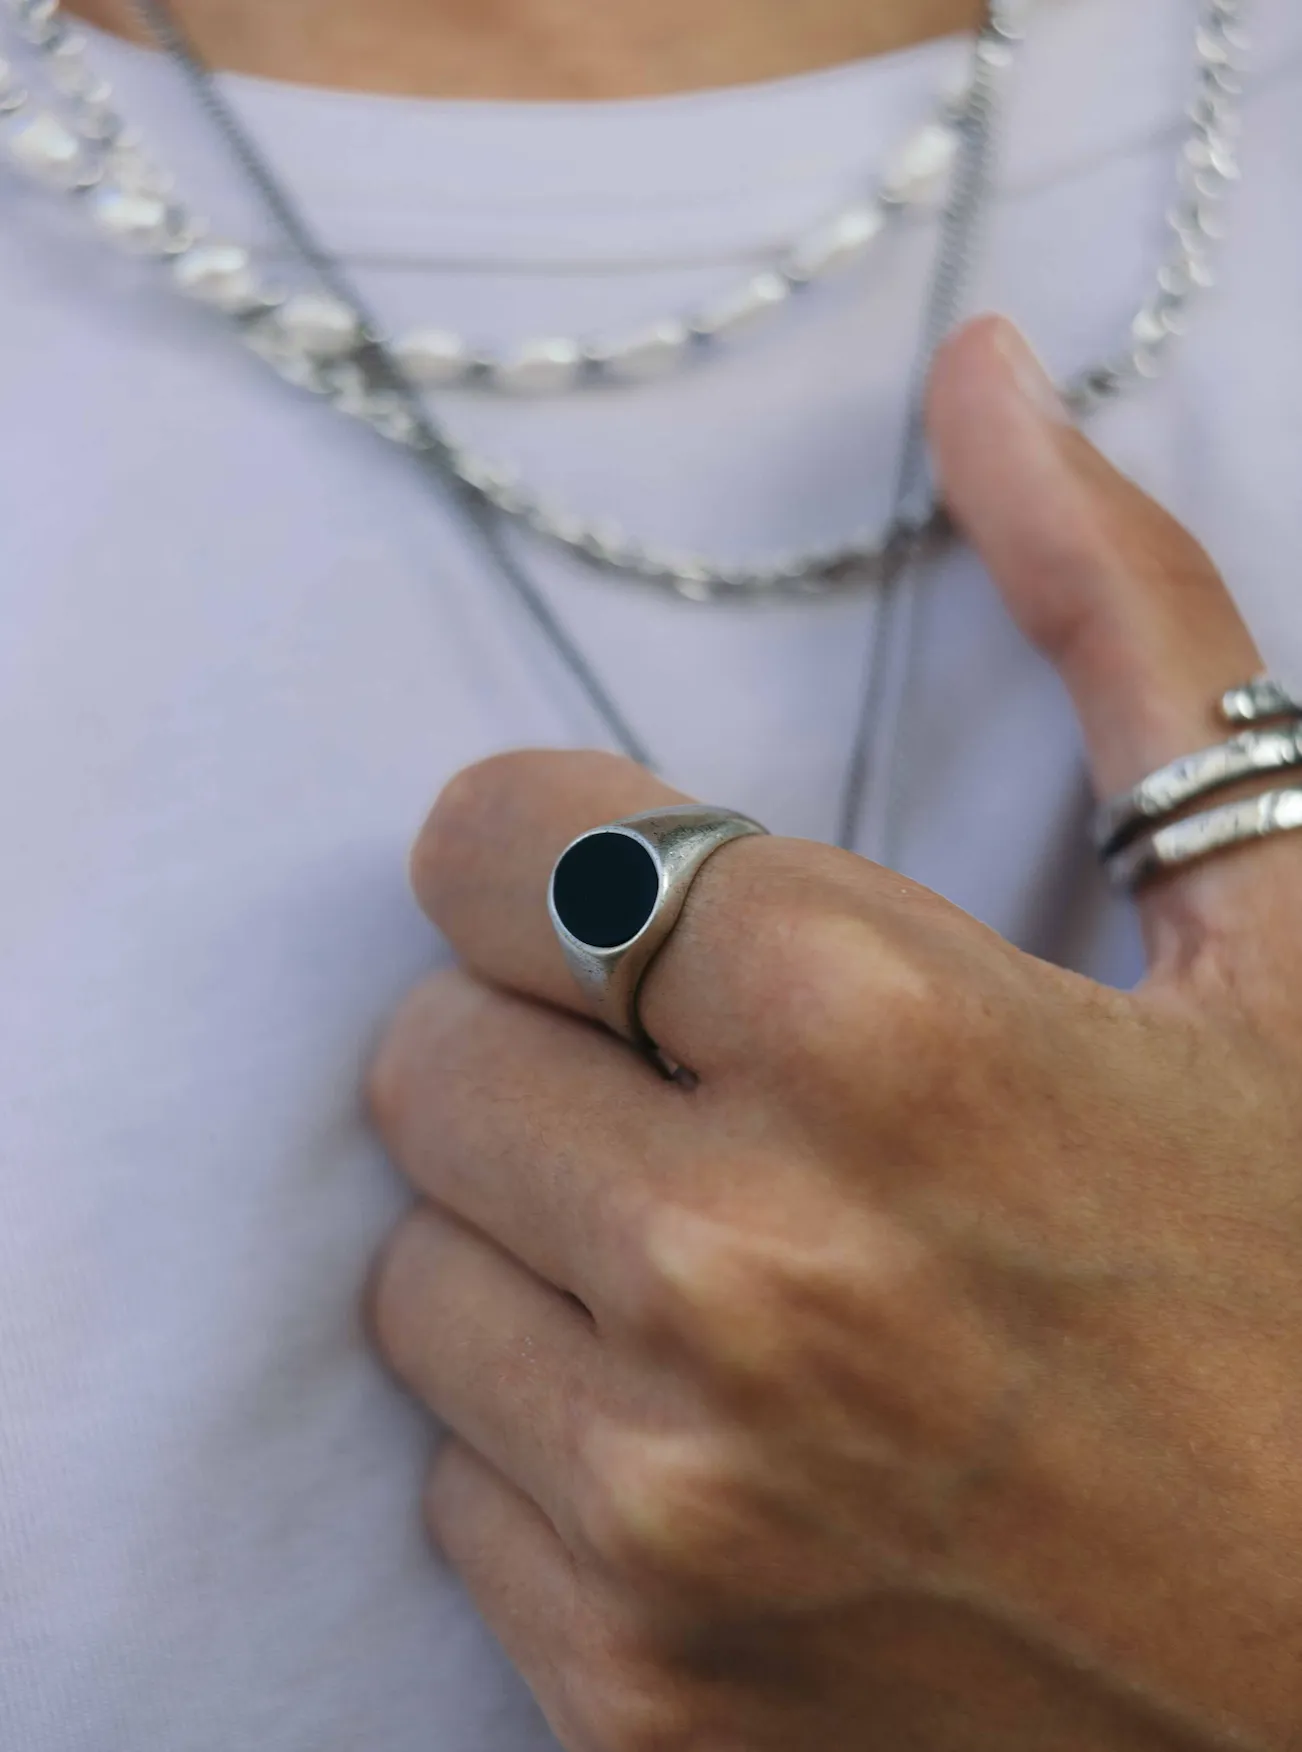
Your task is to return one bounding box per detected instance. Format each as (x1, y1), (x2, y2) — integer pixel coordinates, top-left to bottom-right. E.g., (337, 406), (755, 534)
(2, 2), (1300, 1746)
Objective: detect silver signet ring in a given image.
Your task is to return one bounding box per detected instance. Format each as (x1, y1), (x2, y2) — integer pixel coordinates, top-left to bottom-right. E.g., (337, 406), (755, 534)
(548, 805), (769, 1058)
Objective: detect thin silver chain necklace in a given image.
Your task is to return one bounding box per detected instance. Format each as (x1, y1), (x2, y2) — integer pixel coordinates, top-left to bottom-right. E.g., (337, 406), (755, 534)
(0, 0), (1250, 851)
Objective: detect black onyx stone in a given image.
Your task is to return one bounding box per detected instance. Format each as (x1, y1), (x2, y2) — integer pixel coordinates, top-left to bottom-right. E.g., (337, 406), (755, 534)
(552, 832), (660, 949)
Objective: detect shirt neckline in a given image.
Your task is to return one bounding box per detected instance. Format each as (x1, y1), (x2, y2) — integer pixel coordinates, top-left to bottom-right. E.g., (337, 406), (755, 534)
(73, 0), (1302, 266)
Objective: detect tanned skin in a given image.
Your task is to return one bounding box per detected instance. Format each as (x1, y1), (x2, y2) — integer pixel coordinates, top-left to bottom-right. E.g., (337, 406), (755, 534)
(71, 0), (984, 99)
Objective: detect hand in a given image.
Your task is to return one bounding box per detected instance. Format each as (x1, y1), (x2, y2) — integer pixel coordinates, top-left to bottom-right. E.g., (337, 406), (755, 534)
(367, 317), (1302, 1752)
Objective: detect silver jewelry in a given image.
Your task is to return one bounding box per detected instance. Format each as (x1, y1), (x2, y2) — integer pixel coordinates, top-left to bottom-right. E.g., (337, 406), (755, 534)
(548, 805), (767, 1060)
(1098, 675), (1302, 888)
(0, 0), (1251, 605)
(0, 0), (973, 394)
(0, 0), (1256, 866)
(1094, 680), (1302, 857)
(50, 0), (1024, 852)
(1220, 676), (1302, 724)
(1104, 788), (1302, 890)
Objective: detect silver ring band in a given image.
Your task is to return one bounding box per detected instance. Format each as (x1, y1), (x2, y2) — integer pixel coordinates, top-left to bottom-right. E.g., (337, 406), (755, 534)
(549, 805), (768, 1062)
(1094, 676), (1302, 857)
(1104, 788), (1302, 890)
(1093, 722), (1302, 857)
(1220, 677), (1302, 726)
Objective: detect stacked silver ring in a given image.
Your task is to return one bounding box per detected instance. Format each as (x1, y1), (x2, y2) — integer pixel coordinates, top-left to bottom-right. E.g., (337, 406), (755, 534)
(1095, 676), (1302, 889)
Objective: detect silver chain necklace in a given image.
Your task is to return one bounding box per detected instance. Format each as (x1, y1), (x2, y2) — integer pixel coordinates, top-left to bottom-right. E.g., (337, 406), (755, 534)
(8, 17), (986, 394)
(1, 0), (1248, 603)
(0, 0), (1250, 851)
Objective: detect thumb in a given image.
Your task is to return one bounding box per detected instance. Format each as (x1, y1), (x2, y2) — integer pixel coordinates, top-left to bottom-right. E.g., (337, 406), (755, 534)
(927, 314), (1292, 978)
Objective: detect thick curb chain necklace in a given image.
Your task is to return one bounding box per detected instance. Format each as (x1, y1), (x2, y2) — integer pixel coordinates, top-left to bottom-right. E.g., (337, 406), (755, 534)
(0, 0), (1249, 604)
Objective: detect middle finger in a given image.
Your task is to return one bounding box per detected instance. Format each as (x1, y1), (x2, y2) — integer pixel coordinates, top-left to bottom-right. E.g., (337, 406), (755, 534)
(410, 747), (901, 1079)
(370, 964), (706, 1318)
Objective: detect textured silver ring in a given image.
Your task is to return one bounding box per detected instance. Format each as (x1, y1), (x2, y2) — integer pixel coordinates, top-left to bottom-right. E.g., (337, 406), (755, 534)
(1094, 677), (1302, 858)
(548, 805), (768, 1063)
(1094, 722), (1302, 857)
(1104, 788), (1302, 890)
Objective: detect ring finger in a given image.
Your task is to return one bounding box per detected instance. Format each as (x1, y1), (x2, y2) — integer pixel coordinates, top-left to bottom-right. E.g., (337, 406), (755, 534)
(371, 1201), (610, 1548)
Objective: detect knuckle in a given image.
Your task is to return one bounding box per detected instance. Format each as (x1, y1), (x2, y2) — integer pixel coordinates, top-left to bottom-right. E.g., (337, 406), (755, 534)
(741, 901), (1000, 1113)
(635, 1196), (940, 1407)
(628, 1193), (998, 1464)
(879, 959), (965, 1067)
(744, 905), (877, 1080)
(573, 1440), (672, 1587)
(627, 1200), (780, 1370)
(871, 955), (1003, 1113)
(575, 1425), (748, 1600)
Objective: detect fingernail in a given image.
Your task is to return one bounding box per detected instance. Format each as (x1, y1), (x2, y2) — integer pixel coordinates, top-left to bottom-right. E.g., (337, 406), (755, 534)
(991, 319), (1071, 425)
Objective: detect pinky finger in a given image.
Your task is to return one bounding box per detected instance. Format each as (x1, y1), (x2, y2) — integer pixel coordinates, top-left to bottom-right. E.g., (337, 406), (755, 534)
(430, 1441), (709, 1752)
(426, 1440), (591, 1751)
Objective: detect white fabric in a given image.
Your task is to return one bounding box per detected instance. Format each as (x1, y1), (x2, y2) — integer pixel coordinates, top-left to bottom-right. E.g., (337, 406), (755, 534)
(1, 2), (1300, 1745)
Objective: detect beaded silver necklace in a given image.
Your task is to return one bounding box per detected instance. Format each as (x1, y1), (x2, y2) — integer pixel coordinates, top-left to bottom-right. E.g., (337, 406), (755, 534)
(0, 0), (1250, 851)
(1, 0), (1247, 601)
(7, 11), (981, 392)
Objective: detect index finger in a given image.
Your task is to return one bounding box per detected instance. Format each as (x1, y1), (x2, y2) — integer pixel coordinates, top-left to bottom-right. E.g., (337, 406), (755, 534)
(409, 748), (892, 1077)
(411, 747), (683, 1013)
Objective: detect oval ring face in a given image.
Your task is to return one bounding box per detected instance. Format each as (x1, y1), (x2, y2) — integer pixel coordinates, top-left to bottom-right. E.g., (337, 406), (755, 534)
(550, 831), (661, 950)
